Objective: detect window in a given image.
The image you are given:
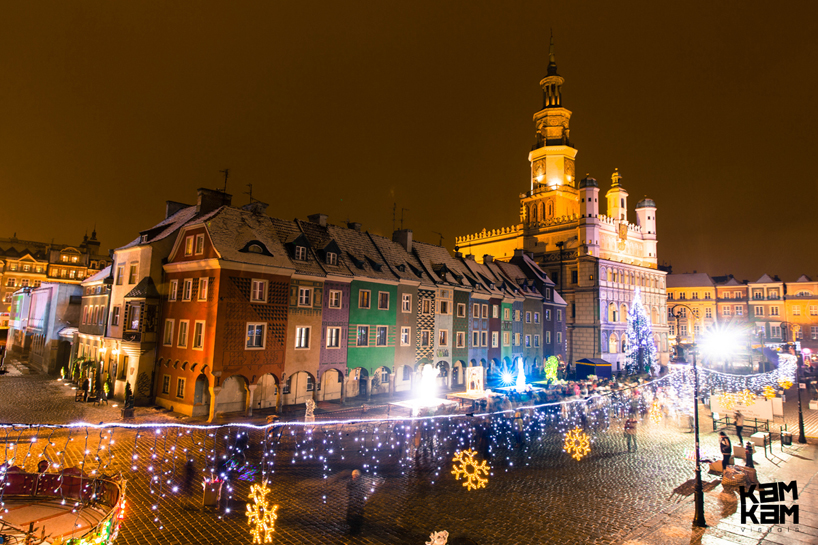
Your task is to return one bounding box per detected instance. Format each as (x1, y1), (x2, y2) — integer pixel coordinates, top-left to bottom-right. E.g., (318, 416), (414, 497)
(60, 255), (68, 263)
(176, 378), (186, 399)
(295, 246), (307, 261)
(162, 375), (171, 395)
(326, 327), (341, 348)
(705, 293), (711, 299)
(422, 299), (432, 314)
(546, 331), (551, 344)
(525, 335), (531, 348)
(326, 252), (337, 266)
(328, 290), (342, 309)
(694, 324), (701, 335)
(556, 331), (562, 344)
(436, 329), (448, 347)
(116, 265), (124, 285)
(534, 312), (540, 323)
(380, 371), (389, 384)
(705, 307), (712, 318)
(680, 293), (686, 300)
(169, 280), (178, 301)
(457, 303), (466, 318)
(472, 331), (480, 347)
(22, 264), (30, 272)
(812, 326), (818, 340)
(571, 270), (578, 284)
(128, 264), (138, 284)
(82, 307), (89, 325)
(295, 327), (310, 349)
(198, 278), (208, 301)
(456, 331), (465, 348)
(793, 306), (801, 316)
(246, 323), (265, 349)
(723, 306), (731, 317)
(514, 333), (520, 346)
(357, 326), (369, 347)
(545, 309), (551, 321)
(735, 306), (743, 316)
(251, 280), (267, 302)
(525, 311), (531, 323)
(472, 304), (479, 318)
(195, 234), (205, 255)
(401, 327), (410, 346)
(69, 270), (77, 279)
(770, 306), (780, 317)
(501, 331), (509, 346)
(163, 320), (174, 346)
(128, 304), (141, 330)
(378, 292), (389, 310)
(182, 279), (193, 301)
(177, 320), (189, 347)
(376, 326), (387, 346)
(680, 325), (687, 336)
(481, 305), (488, 319)
(359, 290), (371, 309)
(692, 292), (699, 300)
(754, 306), (763, 317)
(402, 294), (412, 313)
(298, 287), (312, 307)
(769, 290), (779, 299)
(492, 305), (499, 318)
(810, 305), (818, 316)
(491, 331), (499, 348)
(753, 291), (763, 300)
(771, 325), (781, 338)
(439, 300), (450, 315)
(97, 306), (105, 325)
(480, 331), (488, 347)
(403, 366), (412, 381)
(193, 321), (205, 349)
(184, 236), (194, 256)
(534, 335), (540, 347)
(557, 310), (562, 321)
(420, 330), (431, 347)
(503, 307), (511, 320)
(111, 306), (120, 326)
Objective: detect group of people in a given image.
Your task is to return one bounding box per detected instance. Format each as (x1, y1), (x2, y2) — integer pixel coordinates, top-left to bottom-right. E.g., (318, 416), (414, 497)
(718, 409), (755, 471)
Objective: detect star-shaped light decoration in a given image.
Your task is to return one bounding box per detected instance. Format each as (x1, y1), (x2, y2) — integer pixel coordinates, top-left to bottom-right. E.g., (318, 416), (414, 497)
(719, 392), (736, 411)
(763, 385), (776, 400)
(563, 427), (591, 461)
(739, 389), (756, 406)
(649, 400), (663, 424)
(246, 480), (278, 544)
(451, 448), (490, 491)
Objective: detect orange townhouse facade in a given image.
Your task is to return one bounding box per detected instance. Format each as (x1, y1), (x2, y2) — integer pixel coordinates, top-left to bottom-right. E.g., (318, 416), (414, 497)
(154, 205), (295, 419)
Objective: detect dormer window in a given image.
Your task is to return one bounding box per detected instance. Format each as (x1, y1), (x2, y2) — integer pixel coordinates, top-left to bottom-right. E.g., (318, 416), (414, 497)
(295, 246), (307, 261)
(326, 252), (337, 266)
(141, 234), (149, 243)
(248, 244), (264, 254)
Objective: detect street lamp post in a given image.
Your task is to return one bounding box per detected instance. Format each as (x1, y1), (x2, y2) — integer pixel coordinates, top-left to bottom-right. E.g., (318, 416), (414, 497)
(669, 304), (706, 527)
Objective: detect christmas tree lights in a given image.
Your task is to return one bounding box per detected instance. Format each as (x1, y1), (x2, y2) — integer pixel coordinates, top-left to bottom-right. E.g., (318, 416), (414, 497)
(625, 288), (659, 376)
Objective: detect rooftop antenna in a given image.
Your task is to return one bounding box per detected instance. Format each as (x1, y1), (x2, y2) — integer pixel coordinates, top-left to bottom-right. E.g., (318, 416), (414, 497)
(392, 203), (396, 233)
(401, 208), (409, 230)
(218, 168), (230, 205)
(245, 183), (256, 203)
(433, 231), (444, 246)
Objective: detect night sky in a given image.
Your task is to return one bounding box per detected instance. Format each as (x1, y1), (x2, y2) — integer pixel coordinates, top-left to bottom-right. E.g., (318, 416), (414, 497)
(2, 2), (816, 282)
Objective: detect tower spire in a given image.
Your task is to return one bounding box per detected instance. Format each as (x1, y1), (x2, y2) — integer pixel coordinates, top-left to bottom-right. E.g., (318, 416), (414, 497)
(547, 30), (558, 76)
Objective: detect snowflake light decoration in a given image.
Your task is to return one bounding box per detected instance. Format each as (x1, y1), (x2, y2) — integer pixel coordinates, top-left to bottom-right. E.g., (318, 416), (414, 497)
(718, 392), (736, 411)
(451, 449), (490, 491)
(246, 480), (278, 544)
(763, 385), (776, 399)
(739, 389), (756, 406)
(779, 379), (793, 390)
(563, 427), (591, 461)
(649, 400), (663, 424)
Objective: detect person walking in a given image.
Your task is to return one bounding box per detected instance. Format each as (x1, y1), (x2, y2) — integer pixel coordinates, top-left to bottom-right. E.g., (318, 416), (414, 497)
(624, 414), (638, 452)
(719, 431), (732, 471)
(734, 410), (744, 445)
(744, 441), (755, 469)
(346, 469), (366, 536)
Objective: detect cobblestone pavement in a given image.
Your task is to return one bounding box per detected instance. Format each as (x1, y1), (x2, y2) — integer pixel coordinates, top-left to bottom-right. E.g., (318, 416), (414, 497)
(2, 368), (817, 544)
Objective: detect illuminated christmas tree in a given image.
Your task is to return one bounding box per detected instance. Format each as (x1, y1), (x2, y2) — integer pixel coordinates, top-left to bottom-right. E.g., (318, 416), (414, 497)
(625, 288), (659, 376)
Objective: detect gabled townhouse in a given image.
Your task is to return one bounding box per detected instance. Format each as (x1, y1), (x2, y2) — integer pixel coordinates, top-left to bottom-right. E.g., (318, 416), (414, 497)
(412, 240), (478, 389)
(785, 275), (818, 353)
(713, 275), (749, 326)
(108, 189), (227, 403)
(665, 273), (718, 345)
(73, 266), (113, 382)
(508, 250), (568, 365)
(21, 282), (82, 374)
(748, 274), (786, 343)
(328, 223), (401, 401)
(493, 260), (546, 375)
(154, 203), (295, 418)
(458, 255), (508, 378)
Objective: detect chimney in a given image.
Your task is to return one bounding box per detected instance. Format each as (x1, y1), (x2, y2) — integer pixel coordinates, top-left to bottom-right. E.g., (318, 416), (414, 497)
(348, 222), (362, 232)
(197, 188), (232, 214)
(483, 255), (494, 263)
(308, 213), (328, 227)
(454, 251), (463, 258)
(392, 229), (413, 252)
(165, 201), (190, 219)
(513, 249), (525, 257)
(241, 201), (269, 215)
(465, 254), (476, 261)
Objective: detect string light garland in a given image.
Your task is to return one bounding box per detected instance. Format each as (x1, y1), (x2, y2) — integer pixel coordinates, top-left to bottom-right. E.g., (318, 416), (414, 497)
(763, 385), (776, 399)
(563, 427), (591, 461)
(246, 480), (278, 543)
(779, 379), (793, 390)
(739, 389), (756, 407)
(451, 449), (489, 491)
(649, 400), (663, 424)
